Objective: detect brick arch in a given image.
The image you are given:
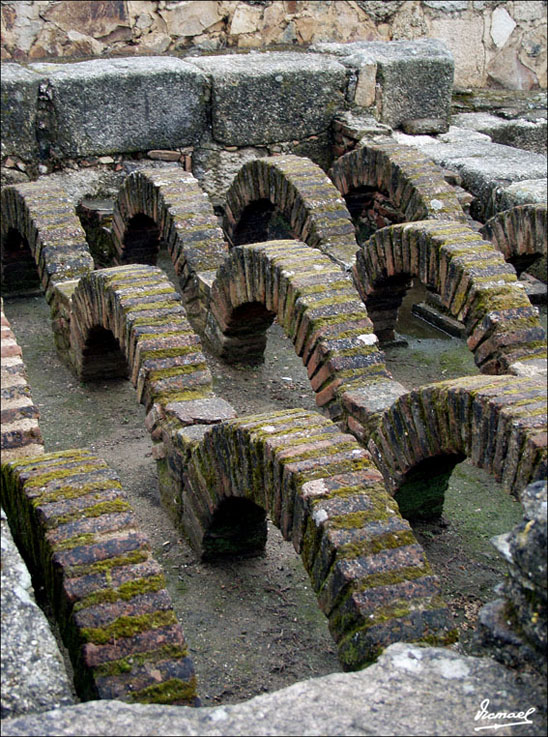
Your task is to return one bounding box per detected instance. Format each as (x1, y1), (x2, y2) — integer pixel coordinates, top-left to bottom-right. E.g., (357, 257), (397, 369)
(204, 239), (399, 422)
(69, 264), (213, 414)
(223, 155), (358, 270)
(352, 220), (546, 374)
(111, 168), (228, 328)
(368, 374), (547, 521)
(178, 408), (455, 669)
(480, 204), (547, 276)
(328, 138), (467, 238)
(0, 181), (93, 302)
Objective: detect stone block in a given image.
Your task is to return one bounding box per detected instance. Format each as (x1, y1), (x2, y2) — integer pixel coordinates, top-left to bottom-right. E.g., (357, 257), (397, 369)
(452, 112), (547, 155)
(0, 63), (44, 160)
(187, 52), (346, 146)
(1, 508), (75, 718)
(2, 641), (547, 736)
(393, 128), (547, 219)
(314, 39), (453, 131)
(28, 57), (208, 158)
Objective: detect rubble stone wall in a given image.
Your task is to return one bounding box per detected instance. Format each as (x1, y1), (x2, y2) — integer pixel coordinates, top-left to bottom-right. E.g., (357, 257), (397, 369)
(1, 1), (546, 90)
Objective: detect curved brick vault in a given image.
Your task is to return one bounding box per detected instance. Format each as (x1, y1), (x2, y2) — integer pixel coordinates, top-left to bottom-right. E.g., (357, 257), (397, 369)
(111, 168), (228, 330)
(0, 181), (93, 302)
(353, 219), (547, 374)
(1, 307), (198, 705)
(223, 155), (358, 270)
(203, 238), (407, 426)
(328, 138), (467, 240)
(368, 374), (547, 521)
(480, 203), (547, 276)
(168, 407), (456, 669)
(69, 264), (214, 414)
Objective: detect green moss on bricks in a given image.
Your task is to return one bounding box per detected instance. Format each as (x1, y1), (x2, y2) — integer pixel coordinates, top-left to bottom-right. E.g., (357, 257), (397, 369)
(140, 345), (198, 361)
(25, 463), (105, 488)
(131, 676), (197, 705)
(33, 480), (123, 506)
(337, 529), (417, 559)
(93, 643), (188, 678)
(357, 564), (434, 592)
(137, 330), (193, 342)
(132, 315), (182, 327)
(147, 363), (208, 381)
(54, 532), (97, 551)
(51, 498), (131, 526)
(73, 573), (166, 612)
(153, 388), (211, 404)
(284, 440), (358, 463)
(8, 449), (93, 469)
(81, 609), (178, 644)
(67, 549), (149, 578)
(296, 456), (372, 485)
(124, 299), (178, 314)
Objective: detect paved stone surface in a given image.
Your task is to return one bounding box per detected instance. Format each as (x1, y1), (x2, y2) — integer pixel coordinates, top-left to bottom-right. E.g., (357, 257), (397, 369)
(452, 112), (547, 154)
(28, 57), (207, 158)
(393, 128), (547, 219)
(2, 642), (546, 736)
(1, 507), (75, 718)
(187, 52), (346, 145)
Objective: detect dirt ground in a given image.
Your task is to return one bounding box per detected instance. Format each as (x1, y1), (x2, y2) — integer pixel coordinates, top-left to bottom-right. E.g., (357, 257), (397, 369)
(3, 266), (542, 706)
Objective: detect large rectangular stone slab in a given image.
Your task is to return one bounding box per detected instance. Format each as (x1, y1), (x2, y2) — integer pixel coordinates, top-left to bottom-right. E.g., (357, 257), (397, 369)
(313, 39), (454, 131)
(187, 52), (347, 146)
(28, 57), (208, 158)
(394, 127), (548, 218)
(1, 63), (45, 160)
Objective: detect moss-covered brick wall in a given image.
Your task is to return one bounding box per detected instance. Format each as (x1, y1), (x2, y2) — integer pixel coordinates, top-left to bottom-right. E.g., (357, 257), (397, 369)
(0, 449), (198, 705)
(176, 407), (455, 669)
(353, 219), (547, 373)
(368, 374), (547, 520)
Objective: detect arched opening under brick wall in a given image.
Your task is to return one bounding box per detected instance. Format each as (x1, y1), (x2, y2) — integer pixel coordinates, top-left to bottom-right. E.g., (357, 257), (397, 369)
(204, 240), (393, 422)
(211, 301), (277, 365)
(343, 185), (406, 246)
(328, 139), (467, 228)
(231, 199), (294, 246)
(480, 204), (547, 279)
(353, 220), (546, 373)
(121, 213), (162, 265)
(178, 409), (454, 669)
(1, 227), (42, 296)
(367, 374), (547, 522)
(223, 155), (357, 270)
(394, 453), (467, 521)
(202, 497), (267, 560)
(79, 325), (129, 382)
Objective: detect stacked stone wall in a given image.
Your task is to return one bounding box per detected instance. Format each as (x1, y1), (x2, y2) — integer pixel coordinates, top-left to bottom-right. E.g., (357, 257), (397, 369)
(1, 2), (545, 90)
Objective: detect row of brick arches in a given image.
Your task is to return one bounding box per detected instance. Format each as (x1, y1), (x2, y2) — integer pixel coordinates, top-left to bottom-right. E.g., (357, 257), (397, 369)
(1, 138), (546, 702)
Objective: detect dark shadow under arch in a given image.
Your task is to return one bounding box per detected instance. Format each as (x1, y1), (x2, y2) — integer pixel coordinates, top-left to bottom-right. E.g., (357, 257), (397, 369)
(121, 213), (161, 265)
(232, 199), (293, 246)
(202, 497), (267, 560)
(344, 185), (406, 246)
(395, 453), (467, 521)
(1, 227), (41, 296)
(80, 325), (128, 382)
